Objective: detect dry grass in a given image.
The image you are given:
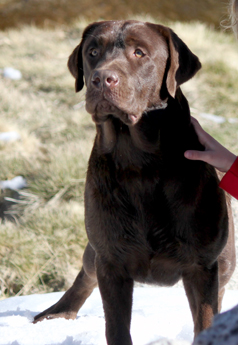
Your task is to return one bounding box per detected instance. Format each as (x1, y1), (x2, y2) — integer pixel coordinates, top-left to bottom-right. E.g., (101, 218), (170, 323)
(171, 21), (238, 150)
(0, 201), (87, 296)
(0, 17), (238, 298)
(0, 21), (94, 297)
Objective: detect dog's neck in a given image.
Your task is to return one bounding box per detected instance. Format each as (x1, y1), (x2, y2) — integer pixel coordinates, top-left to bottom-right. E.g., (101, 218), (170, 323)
(95, 120), (159, 154)
(94, 88), (192, 157)
(96, 118), (117, 153)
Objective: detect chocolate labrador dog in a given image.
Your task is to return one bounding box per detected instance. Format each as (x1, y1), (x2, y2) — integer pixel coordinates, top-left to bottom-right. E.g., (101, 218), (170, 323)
(34, 20), (236, 344)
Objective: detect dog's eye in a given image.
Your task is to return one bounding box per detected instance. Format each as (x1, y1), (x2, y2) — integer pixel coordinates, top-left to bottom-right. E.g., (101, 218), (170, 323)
(90, 49), (99, 57)
(134, 49), (144, 58)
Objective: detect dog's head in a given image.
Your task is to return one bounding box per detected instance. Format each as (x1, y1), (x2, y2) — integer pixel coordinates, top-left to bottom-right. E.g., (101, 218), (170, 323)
(68, 20), (201, 126)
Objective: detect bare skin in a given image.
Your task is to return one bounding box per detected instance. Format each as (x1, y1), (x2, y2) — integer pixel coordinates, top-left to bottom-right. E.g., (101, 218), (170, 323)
(184, 117), (237, 172)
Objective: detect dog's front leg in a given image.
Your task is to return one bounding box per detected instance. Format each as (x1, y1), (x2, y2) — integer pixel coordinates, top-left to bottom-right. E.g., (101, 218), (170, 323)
(182, 261), (219, 338)
(96, 256), (134, 345)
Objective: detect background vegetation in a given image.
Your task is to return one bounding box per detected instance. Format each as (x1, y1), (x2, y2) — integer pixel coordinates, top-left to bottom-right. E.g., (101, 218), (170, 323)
(0, 0), (231, 31)
(0, 2), (238, 299)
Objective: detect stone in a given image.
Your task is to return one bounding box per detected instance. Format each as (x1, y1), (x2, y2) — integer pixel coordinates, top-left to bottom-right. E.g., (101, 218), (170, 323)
(193, 305), (238, 345)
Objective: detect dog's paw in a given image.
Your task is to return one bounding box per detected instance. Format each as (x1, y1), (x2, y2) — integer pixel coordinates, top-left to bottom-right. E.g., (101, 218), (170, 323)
(33, 309), (77, 323)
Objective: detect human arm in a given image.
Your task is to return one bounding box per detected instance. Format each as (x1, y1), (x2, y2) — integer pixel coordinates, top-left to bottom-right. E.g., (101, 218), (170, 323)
(184, 117), (237, 173)
(184, 117), (238, 199)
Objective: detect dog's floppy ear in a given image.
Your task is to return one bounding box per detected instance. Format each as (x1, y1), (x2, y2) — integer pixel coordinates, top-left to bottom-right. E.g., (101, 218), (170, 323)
(68, 44), (84, 93)
(166, 29), (201, 98)
(147, 23), (201, 98)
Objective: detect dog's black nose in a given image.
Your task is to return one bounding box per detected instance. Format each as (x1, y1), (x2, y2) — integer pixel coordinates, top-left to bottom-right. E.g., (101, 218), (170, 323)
(91, 70), (119, 89)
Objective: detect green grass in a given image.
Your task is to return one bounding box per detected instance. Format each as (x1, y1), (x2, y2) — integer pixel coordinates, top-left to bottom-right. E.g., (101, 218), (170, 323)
(0, 18), (238, 298)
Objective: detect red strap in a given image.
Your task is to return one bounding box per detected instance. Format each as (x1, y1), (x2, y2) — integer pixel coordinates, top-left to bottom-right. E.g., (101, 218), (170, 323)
(219, 157), (238, 200)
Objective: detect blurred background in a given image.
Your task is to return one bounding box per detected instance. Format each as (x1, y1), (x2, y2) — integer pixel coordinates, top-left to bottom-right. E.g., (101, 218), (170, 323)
(0, 0), (231, 31)
(1, 0), (238, 300)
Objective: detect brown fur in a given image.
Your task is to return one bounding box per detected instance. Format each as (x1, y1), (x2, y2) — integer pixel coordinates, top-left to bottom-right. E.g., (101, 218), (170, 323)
(34, 20), (236, 344)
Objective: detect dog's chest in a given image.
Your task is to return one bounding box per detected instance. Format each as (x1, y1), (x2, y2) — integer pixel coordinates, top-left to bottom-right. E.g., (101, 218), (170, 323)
(91, 153), (190, 252)
(86, 132), (203, 282)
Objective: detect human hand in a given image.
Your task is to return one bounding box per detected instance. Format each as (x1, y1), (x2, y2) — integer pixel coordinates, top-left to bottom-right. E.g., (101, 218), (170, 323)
(184, 117), (237, 172)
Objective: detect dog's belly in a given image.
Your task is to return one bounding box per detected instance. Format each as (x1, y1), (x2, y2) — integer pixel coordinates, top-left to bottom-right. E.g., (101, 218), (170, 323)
(131, 250), (184, 286)
(128, 229), (196, 286)
(123, 230), (187, 286)
(134, 264), (182, 286)
(149, 255), (183, 286)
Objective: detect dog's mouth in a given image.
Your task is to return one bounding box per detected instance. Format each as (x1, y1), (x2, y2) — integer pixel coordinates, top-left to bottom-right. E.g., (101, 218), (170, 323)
(87, 98), (139, 126)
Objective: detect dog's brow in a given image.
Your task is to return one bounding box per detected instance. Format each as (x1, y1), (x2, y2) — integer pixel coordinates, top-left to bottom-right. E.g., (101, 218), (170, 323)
(115, 36), (125, 49)
(85, 31), (127, 52)
(85, 32), (112, 48)
(126, 36), (147, 47)
(83, 34), (99, 49)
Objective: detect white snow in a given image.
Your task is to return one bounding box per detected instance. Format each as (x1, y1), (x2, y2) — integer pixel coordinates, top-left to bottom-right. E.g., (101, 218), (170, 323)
(0, 286), (238, 345)
(0, 176), (27, 190)
(199, 113), (225, 124)
(0, 132), (21, 143)
(2, 67), (22, 80)
(190, 107), (238, 124)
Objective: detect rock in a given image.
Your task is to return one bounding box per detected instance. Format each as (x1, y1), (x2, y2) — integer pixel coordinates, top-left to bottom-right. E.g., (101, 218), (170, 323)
(2, 67), (22, 80)
(0, 189), (21, 221)
(193, 305), (238, 345)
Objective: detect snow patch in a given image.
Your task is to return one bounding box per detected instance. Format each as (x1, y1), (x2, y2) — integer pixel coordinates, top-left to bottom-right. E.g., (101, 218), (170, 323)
(0, 287), (238, 345)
